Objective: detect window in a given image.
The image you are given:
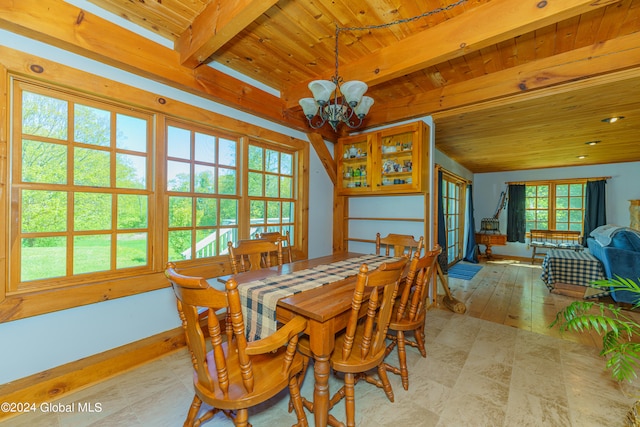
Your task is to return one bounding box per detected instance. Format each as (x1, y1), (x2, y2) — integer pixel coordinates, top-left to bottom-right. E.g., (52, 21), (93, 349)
(166, 123), (239, 261)
(12, 82), (152, 291)
(247, 144), (295, 240)
(525, 181), (585, 232)
(3, 66), (307, 321)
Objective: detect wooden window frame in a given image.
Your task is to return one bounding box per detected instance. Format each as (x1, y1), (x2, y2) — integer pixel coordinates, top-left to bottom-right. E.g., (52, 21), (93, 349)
(165, 120), (243, 264)
(11, 81), (155, 293)
(525, 179), (587, 233)
(0, 52), (309, 322)
(244, 141), (297, 245)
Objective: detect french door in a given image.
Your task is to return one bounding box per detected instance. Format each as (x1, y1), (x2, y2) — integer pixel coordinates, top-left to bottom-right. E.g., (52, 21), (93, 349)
(441, 172), (466, 265)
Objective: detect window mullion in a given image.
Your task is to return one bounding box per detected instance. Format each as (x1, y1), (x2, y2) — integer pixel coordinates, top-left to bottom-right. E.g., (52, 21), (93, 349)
(239, 137), (251, 239)
(549, 184), (556, 229)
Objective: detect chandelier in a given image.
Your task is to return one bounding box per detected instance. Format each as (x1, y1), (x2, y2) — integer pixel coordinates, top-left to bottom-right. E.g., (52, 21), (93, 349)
(298, 26), (373, 132)
(298, 0), (467, 132)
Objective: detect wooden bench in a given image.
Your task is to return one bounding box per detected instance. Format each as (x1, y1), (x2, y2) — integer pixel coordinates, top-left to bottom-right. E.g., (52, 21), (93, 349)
(529, 229), (583, 264)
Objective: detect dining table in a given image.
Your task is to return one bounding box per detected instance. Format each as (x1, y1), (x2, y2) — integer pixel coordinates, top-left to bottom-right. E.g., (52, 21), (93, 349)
(211, 251), (400, 427)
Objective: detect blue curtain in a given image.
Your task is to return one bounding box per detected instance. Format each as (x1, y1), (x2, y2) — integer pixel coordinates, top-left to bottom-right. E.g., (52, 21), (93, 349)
(437, 170), (448, 274)
(583, 179), (607, 245)
(463, 184), (478, 263)
(506, 184), (526, 243)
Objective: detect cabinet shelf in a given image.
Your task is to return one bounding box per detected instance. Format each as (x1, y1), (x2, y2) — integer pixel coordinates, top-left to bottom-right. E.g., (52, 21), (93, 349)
(381, 150), (412, 157)
(336, 122), (429, 195)
(382, 171), (412, 177)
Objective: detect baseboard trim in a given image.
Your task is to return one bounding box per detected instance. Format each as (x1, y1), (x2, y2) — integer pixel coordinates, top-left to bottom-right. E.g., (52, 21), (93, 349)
(0, 327), (186, 421)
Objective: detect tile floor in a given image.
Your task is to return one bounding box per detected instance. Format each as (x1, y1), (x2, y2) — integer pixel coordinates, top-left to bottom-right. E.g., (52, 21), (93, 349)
(4, 309), (639, 426)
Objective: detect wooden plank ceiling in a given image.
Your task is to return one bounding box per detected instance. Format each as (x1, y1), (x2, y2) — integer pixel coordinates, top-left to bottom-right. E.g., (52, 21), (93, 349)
(3, 0), (639, 173)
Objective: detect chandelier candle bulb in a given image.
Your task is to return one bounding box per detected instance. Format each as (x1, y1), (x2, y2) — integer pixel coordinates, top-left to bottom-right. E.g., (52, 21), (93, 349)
(355, 96), (374, 117)
(308, 80), (336, 104)
(340, 81), (368, 106)
(299, 98), (320, 117)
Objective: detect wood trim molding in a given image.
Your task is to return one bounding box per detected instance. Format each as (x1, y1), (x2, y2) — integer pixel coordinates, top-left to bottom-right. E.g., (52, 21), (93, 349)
(0, 62), (7, 307)
(0, 327), (187, 422)
(0, 273), (170, 323)
(333, 194), (347, 253)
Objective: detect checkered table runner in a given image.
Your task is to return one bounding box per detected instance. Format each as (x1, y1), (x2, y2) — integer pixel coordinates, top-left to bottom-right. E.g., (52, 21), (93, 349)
(238, 254), (399, 341)
(540, 249), (607, 299)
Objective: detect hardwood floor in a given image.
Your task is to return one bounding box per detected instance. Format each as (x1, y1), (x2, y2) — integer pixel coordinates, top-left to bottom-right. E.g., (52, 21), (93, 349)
(442, 258), (639, 349)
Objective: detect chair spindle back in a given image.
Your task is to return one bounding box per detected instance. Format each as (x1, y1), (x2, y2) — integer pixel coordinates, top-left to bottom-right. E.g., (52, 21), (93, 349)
(375, 233), (424, 258)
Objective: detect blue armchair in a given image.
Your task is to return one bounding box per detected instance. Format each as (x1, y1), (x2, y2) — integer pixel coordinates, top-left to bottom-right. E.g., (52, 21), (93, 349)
(587, 227), (640, 304)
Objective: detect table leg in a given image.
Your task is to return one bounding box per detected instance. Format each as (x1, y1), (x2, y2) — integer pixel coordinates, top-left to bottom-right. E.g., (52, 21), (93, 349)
(308, 320), (334, 427)
(484, 243), (493, 259)
(313, 354), (330, 427)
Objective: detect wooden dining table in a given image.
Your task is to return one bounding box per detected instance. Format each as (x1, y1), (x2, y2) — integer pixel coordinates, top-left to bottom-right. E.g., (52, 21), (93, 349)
(214, 251), (386, 427)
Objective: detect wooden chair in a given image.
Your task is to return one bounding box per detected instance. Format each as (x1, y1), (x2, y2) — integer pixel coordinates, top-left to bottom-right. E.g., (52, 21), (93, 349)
(296, 257), (408, 426)
(259, 230), (293, 263)
(383, 245), (442, 390)
(375, 233), (424, 258)
(165, 263), (309, 427)
(227, 238), (283, 274)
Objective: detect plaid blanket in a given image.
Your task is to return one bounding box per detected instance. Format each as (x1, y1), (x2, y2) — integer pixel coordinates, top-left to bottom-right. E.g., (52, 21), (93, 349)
(540, 249), (607, 299)
(239, 254), (398, 341)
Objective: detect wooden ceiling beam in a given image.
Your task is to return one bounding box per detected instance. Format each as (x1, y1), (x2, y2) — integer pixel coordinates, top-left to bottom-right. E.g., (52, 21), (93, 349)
(0, 0), (338, 141)
(176, 0), (278, 69)
(362, 30), (640, 126)
(282, 0), (620, 109)
(306, 133), (336, 185)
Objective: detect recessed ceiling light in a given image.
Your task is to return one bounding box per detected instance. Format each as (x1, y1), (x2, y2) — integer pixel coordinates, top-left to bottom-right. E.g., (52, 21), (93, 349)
(585, 140), (600, 146)
(601, 116), (625, 123)
(577, 155), (587, 159)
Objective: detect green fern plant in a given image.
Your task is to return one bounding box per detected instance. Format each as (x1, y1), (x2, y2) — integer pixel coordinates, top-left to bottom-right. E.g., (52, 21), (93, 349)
(551, 276), (640, 382)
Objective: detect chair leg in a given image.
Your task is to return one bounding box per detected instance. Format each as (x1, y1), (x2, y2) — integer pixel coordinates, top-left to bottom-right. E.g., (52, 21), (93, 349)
(289, 356), (310, 412)
(288, 375), (309, 427)
(414, 325), (427, 358)
(184, 394), (202, 427)
(396, 330), (409, 391)
(233, 408), (249, 427)
(383, 333), (401, 377)
(344, 372), (356, 427)
(377, 364), (395, 403)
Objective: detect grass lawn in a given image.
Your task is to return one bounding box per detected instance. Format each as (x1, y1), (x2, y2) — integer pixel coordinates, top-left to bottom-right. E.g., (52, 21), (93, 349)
(21, 236), (147, 281)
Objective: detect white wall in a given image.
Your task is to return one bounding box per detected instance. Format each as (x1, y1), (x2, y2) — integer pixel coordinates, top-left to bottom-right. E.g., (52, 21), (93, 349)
(473, 162), (640, 259)
(308, 143), (335, 258)
(348, 195), (428, 254)
(346, 118), (438, 253)
(0, 29), (334, 383)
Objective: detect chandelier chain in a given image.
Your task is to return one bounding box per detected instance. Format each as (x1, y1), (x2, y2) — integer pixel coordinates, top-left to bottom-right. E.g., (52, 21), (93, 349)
(337, 0), (468, 33)
(332, 0), (468, 79)
(304, 0), (468, 131)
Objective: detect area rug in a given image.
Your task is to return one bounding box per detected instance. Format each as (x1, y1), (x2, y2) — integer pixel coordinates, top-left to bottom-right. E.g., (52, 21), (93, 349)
(448, 262), (482, 280)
